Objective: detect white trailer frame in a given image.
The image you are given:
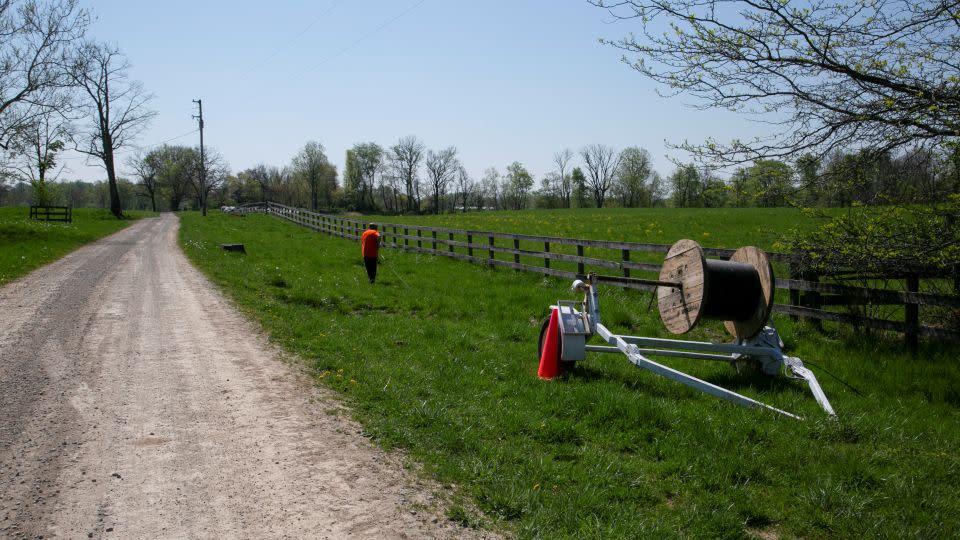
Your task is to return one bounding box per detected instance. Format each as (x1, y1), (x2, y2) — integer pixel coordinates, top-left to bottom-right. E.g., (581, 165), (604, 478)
(553, 275), (835, 419)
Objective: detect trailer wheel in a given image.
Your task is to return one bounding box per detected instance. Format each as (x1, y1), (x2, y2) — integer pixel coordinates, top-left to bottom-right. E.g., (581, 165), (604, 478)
(538, 312), (576, 371)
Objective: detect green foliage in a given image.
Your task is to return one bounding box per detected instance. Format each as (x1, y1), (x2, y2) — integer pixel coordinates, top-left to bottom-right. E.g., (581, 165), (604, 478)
(571, 167), (588, 208)
(786, 197), (960, 276)
(504, 161), (533, 210)
(181, 211), (960, 539)
(748, 159), (794, 208)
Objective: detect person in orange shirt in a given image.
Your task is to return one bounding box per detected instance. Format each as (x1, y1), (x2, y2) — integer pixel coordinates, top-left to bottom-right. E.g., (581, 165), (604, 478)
(360, 223), (381, 284)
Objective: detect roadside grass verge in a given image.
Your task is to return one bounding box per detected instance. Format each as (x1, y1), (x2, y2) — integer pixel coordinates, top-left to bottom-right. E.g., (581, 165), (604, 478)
(0, 207), (156, 286)
(180, 211), (960, 539)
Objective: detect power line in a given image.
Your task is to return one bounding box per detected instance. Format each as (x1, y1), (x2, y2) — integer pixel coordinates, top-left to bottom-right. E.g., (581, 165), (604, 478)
(57, 128), (200, 162)
(238, 0), (344, 81)
(300, 0), (427, 77)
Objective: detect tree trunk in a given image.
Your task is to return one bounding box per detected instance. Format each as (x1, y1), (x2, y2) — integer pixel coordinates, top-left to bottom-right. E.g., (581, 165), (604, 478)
(104, 147), (122, 218)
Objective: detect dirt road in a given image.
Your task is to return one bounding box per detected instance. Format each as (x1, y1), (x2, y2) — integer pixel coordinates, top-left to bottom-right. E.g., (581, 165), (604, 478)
(0, 214), (485, 539)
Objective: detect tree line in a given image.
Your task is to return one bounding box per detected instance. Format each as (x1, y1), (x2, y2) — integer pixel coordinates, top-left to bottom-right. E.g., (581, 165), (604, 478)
(5, 135), (958, 215)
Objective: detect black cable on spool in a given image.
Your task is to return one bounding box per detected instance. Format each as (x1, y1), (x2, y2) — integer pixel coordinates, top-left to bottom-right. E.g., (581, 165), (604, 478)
(701, 259), (762, 321)
(658, 240), (775, 338)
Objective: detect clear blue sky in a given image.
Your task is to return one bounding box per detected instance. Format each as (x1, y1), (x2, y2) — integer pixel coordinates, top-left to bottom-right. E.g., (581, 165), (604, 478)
(63, 0), (765, 184)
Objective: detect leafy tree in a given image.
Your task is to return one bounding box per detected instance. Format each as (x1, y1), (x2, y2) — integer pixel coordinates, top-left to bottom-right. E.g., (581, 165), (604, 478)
(728, 168), (754, 208)
(670, 164), (701, 208)
(615, 146), (653, 207)
(747, 159), (794, 207)
(592, 0), (960, 164)
(69, 42), (154, 217)
(504, 161), (533, 210)
(794, 154), (821, 207)
(146, 144), (198, 211)
(352, 142), (383, 211)
(700, 169), (728, 208)
(8, 115), (68, 205)
(291, 141), (334, 211)
(571, 167), (588, 208)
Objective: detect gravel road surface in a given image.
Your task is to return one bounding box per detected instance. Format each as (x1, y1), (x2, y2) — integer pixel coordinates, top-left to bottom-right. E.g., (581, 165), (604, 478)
(0, 214), (486, 539)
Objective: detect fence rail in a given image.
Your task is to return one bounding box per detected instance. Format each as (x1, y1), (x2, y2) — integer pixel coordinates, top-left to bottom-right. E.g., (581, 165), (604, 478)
(239, 201), (960, 346)
(29, 205), (72, 222)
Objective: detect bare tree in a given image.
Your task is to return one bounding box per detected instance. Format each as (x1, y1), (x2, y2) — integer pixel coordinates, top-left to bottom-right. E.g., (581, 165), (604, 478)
(591, 0), (960, 164)
(191, 147), (228, 215)
(128, 149), (159, 211)
(553, 149), (573, 208)
(580, 144), (620, 208)
(455, 165), (472, 211)
(424, 146), (458, 214)
(0, 0), (88, 151)
(390, 135), (425, 213)
(480, 167), (500, 210)
(69, 42), (154, 217)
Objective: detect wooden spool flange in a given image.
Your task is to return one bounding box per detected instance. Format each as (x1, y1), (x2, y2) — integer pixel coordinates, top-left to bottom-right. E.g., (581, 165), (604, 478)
(723, 246), (774, 339)
(657, 240), (774, 339)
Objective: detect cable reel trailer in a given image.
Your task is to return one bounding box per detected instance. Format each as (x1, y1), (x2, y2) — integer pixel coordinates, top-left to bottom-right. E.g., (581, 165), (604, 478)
(538, 239), (835, 419)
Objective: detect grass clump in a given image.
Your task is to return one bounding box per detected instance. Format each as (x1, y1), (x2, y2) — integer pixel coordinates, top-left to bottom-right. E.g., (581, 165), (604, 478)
(180, 211), (960, 539)
(0, 207), (156, 286)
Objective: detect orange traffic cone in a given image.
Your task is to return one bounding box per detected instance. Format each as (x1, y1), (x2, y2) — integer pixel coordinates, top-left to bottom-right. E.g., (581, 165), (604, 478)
(538, 308), (561, 379)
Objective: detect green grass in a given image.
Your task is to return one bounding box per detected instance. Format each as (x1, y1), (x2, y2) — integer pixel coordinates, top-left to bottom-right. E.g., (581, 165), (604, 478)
(0, 207), (156, 286)
(378, 207), (842, 251)
(180, 211), (960, 539)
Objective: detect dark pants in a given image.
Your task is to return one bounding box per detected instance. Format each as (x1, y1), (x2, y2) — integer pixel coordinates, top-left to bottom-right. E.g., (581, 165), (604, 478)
(363, 257), (378, 283)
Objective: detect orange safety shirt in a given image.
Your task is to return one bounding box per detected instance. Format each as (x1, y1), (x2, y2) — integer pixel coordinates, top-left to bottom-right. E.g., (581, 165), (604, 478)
(361, 229), (380, 258)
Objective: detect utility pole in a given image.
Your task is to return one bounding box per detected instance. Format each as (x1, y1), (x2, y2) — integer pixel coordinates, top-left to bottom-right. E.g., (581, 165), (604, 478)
(192, 99), (207, 215)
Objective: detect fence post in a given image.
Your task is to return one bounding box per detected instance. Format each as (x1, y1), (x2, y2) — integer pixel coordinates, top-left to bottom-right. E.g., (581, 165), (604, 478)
(905, 273), (920, 351)
(432, 231), (437, 253)
(544, 241), (550, 275)
(488, 235), (495, 265)
(404, 228), (409, 248)
(789, 262), (801, 321)
(467, 233), (473, 258)
(807, 272), (822, 330)
(448, 232), (454, 253)
(622, 249), (630, 278)
(417, 229), (422, 250)
(513, 238), (520, 268)
(577, 244), (585, 275)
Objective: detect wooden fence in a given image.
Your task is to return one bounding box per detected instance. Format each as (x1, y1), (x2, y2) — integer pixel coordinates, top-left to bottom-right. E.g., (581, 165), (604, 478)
(239, 201), (960, 346)
(29, 205), (72, 222)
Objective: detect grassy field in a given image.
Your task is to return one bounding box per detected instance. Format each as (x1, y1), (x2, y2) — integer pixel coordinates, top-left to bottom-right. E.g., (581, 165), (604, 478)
(378, 207), (842, 251)
(180, 210), (959, 539)
(0, 207), (156, 286)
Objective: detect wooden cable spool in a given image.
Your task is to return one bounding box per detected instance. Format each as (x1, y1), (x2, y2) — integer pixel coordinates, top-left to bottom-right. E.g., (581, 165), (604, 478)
(656, 239), (774, 339)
